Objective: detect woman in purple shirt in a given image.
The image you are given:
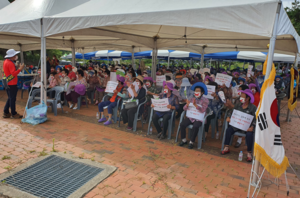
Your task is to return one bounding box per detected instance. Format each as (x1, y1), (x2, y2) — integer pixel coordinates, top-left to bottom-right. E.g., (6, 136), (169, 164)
(179, 82), (209, 149)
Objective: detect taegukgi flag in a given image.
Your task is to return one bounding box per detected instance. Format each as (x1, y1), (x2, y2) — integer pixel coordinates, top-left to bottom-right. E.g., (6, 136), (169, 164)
(254, 65), (289, 178)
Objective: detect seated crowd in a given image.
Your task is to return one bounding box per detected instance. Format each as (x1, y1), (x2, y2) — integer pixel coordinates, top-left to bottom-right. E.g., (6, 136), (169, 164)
(29, 62), (290, 162)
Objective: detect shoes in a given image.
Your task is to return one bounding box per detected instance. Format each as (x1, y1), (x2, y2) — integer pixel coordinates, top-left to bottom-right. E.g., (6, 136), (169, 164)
(159, 134), (166, 140)
(234, 142), (241, 148)
(98, 117), (107, 123)
(188, 143), (194, 149)
(69, 104), (74, 109)
(3, 112), (11, 119)
(246, 157), (252, 162)
(221, 149), (230, 155)
(94, 100), (99, 105)
(179, 141), (187, 147)
(11, 113), (23, 119)
(104, 120), (112, 125)
(73, 106), (78, 110)
(127, 126), (133, 130)
(157, 132), (162, 138)
(57, 103), (62, 108)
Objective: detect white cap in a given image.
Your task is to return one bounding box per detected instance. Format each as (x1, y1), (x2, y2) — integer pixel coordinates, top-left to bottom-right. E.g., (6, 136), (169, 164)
(5, 49), (20, 58)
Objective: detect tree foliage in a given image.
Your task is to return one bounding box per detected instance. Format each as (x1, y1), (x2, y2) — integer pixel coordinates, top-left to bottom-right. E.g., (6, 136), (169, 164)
(285, 0), (300, 35)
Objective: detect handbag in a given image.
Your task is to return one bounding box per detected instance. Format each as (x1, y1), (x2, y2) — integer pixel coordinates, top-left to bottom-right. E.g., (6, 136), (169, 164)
(124, 99), (138, 109)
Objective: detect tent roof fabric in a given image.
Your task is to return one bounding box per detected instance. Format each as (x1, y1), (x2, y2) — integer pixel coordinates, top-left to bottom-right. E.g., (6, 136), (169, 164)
(0, 0), (9, 10)
(0, 0), (299, 54)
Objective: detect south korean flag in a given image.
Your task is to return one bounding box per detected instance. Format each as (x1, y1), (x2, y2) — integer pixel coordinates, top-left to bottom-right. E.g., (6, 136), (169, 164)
(254, 66), (289, 178)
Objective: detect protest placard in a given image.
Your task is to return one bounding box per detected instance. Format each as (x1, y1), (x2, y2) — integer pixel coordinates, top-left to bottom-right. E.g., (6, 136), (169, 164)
(203, 68), (210, 73)
(190, 69), (198, 75)
(156, 75), (166, 86)
(229, 110), (254, 131)
(215, 73), (233, 88)
(203, 85), (215, 100)
(110, 72), (117, 82)
(218, 91), (226, 103)
(151, 98), (169, 112)
(105, 81), (118, 93)
(32, 82), (42, 88)
(247, 65), (253, 77)
(186, 103), (205, 121)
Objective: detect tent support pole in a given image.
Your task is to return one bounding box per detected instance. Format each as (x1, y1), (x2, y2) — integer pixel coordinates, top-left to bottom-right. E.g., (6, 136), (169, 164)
(151, 38), (157, 80)
(40, 18), (47, 104)
(19, 44), (24, 73)
(190, 58), (192, 68)
(200, 46), (205, 69)
(82, 48), (85, 65)
(167, 53), (170, 69)
(71, 40), (75, 67)
(252, 1), (281, 185)
(132, 46), (135, 70)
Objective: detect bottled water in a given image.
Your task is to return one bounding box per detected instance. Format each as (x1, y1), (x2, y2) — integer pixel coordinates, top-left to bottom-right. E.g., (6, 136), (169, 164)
(238, 151), (243, 161)
(96, 112), (99, 119)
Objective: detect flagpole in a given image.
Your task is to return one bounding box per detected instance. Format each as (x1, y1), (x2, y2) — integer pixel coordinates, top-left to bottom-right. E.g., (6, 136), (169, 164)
(252, 1), (281, 185)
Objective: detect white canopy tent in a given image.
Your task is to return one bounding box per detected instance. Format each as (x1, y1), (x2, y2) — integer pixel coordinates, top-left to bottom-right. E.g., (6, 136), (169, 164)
(0, 0), (9, 10)
(0, 0), (300, 103)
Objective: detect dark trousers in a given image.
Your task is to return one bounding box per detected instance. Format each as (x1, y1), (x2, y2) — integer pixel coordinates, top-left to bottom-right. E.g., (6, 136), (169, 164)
(28, 87), (39, 96)
(152, 113), (171, 136)
(4, 85), (18, 115)
(86, 88), (94, 100)
(180, 118), (202, 142)
(204, 112), (215, 133)
(224, 126), (254, 152)
(176, 103), (185, 118)
(65, 91), (80, 104)
(121, 107), (138, 128)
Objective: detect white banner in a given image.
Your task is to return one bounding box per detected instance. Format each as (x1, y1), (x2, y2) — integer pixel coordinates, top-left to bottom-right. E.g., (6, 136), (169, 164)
(247, 65), (253, 77)
(186, 103), (205, 121)
(105, 81), (118, 93)
(215, 73), (233, 88)
(203, 85), (215, 100)
(156, 75), (166, 86)
(151, 98), (169, 112)
(190, 69), (198, 74)
(229, 109), (254, 131)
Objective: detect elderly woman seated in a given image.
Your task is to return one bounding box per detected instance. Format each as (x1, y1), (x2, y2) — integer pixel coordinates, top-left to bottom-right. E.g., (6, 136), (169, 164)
(121, 76), (146, 130)
(151, 81), (179, 140)
(98, 75), (127, 125)
(179, 82), (209, 149)
(221, 89), (257, 162)
(143, 77), (160, 121)
(65, 70), (87, 110)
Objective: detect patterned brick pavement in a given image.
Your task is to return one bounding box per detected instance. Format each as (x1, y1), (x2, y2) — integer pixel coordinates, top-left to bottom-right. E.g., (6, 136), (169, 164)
(0, 91), (299, 198)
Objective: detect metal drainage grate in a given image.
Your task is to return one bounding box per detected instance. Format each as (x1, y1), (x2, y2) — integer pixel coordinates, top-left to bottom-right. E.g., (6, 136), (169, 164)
(1, 155), (103, 198)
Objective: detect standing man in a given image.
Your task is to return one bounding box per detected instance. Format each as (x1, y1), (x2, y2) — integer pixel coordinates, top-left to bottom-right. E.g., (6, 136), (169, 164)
(3, 49), (24, 119)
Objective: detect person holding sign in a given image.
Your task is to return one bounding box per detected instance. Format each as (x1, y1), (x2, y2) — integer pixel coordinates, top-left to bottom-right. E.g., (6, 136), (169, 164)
(121, 76), (146, 130)
(142, 77), (160, 121)
(204, 82), (224, 139)
(151, 81), (179, 139)
(94, 69), (110, 105)
(221, 89), (257, 162)
(179, 82), (209, 149)
(98, 75), (126, 125)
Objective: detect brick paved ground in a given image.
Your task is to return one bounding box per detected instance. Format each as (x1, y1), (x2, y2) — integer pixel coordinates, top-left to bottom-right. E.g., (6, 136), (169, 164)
(0, 90), (299, 198)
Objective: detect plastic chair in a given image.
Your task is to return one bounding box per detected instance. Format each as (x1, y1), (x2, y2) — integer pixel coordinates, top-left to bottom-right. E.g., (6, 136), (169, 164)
(175, 107), (212, 149)
(209, 104), (224, 139)
(27, 87), (64, 116)
(21, 80), (33, 99)
(147, 108), (176, 140)
(221, 120), (255, 152)
(45, 86), (65, 116)
(101, 95), (122, 123)
(118, 99), (147, 132)
(77, 94), (88, 110)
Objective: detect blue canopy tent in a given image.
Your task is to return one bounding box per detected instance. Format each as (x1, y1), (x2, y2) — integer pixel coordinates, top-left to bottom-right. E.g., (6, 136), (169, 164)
(84, 50), (132, 59)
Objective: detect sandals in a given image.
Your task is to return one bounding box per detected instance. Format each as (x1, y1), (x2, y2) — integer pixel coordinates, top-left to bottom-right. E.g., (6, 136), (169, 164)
(247, 153), (253, 162)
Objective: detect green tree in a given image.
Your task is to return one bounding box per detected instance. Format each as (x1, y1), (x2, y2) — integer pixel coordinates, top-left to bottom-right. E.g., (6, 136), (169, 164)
(285, 0), (300, 35)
